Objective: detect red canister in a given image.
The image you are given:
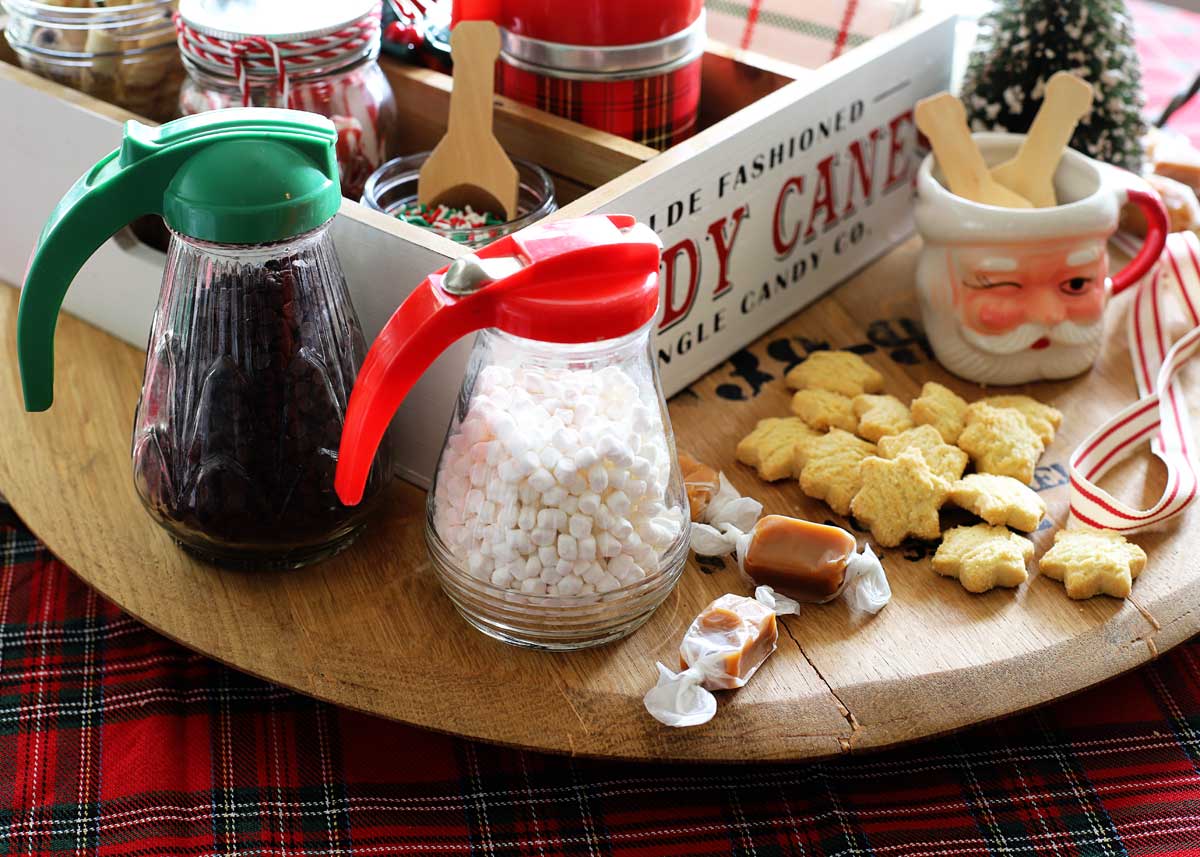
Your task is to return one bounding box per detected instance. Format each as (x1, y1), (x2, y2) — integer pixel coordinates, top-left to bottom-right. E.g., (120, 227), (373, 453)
(454, 0), (704, 150)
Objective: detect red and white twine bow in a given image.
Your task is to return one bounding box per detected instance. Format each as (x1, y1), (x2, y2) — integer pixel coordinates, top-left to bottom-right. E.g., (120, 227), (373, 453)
(1070, 230), (1200, 532)
(175, 5), (382, 108)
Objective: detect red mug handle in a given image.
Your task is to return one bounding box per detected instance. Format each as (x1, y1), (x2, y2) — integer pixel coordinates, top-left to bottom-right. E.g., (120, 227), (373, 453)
(1111, 187), (1168, 295)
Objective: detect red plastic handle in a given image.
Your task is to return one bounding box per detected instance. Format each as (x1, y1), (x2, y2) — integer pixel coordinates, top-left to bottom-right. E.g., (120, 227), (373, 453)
(334, 215), (662, 506)
(1111, 187), (1168, 295)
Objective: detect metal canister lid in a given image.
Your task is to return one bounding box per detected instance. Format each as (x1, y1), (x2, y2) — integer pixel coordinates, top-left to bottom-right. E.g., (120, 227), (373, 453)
(178, 0), (379, 41)
(499, 10), (705, 80)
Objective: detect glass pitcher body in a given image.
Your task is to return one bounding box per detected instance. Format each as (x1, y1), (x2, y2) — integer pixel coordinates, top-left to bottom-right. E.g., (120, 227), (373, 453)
(427, 322), (689, 649)
(132, 223), (392, 568)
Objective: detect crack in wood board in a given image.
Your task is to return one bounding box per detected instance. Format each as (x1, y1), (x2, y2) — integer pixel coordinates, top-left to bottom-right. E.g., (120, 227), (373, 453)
(778, 615), (859, 751)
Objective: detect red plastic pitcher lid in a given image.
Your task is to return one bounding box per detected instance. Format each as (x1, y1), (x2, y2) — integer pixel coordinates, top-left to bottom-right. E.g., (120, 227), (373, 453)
(334, 214), (663, 505)
(453, 0), (702, 45)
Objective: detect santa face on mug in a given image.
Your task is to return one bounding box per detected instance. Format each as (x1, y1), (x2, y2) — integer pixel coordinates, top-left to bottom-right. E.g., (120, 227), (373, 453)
(921, 238), (1109, 383)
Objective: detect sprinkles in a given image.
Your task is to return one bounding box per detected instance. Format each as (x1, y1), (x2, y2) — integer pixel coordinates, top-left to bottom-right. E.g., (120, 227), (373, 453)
(395, 202), (505, 241)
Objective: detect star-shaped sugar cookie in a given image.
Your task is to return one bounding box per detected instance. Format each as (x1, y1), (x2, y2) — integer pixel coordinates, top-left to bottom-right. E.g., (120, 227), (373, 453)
(911, 381), (969, 444)
(877, 425), (968, 483)
(852, 394), (913, 442)
(1038, 529), (1147, 599)
(790, 389), (857, 432)
(849, 447), (950, 547)
(981, 395), (1063, 446)
(795, 429), (877, 516)
(957, 403), (1044, 484)
(784, 351), (884, 397)
(736, 417), (821, 481)
(949, 473), (1047, 532)
(932, 524), (1034, 593)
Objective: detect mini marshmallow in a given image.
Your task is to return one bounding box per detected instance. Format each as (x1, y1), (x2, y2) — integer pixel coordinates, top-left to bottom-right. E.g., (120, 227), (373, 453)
(597, 533), (623, 558)
(606, 491), (631, 517)
(610, 517), (634, 541)
(578, 536), (597, 561)
(492, 540), (515, 562)
(537, 509), (565, 531)
(491, 567), (513, 588)
(542, 486), (567, 507)
(596, 574), (621, 593)
(553, 458), (577, 485)
(568, 514), (593, 539)
(575, 446), (599, 469)
(558, 534), (578, 561)
(608, 554), (635, 580)
(587, 464), (609, 493)
(520, 578), (544, 595)
(514, 556), (540, 580)
(507, 529), (532, 555)
(518, 506), (537, 531)
(530, 528), (557, 547)
(578, 492), (602, 516)
(537, 545), (557, 565)
(556, 575), (583, 596)
(529, 468), (556, 493)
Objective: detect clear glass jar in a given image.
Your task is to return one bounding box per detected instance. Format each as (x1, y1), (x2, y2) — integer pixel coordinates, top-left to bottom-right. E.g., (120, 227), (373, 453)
(361, 152), (558, 249)
(179, 50), (396, 200)
(131, 221), (392, 568)
(4, 0), (183, 121)
(426, 323), (689, 650)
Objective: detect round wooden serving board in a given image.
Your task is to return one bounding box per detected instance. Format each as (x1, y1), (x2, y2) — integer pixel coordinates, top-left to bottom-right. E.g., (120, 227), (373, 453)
(2, 239), (1198, 763)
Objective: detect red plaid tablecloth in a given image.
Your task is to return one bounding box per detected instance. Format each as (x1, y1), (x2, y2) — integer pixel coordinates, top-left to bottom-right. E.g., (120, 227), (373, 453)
(8, 4), (1200, 855)
(3, 505), (1200, 855)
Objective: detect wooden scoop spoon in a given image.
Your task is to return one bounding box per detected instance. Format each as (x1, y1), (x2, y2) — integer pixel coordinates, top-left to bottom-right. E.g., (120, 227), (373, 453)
(990, 71), (1095, 208)
(418, 21), (519, 221)
(914, 92), (1033, 208)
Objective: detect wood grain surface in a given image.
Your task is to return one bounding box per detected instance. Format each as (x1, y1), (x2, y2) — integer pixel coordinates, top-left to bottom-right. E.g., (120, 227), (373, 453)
(1, 239), (1197, 762)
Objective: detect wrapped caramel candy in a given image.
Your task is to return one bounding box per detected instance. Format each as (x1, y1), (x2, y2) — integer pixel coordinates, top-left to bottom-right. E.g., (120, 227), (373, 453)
(679, 451), (720, 521)
(737, 515), (888, 612)
(643, 588), (800, 727)
(684, 452), (890, 613)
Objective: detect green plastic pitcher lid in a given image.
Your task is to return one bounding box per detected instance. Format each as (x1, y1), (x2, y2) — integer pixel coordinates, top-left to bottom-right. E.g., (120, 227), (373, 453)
(123, 109), (342, 244)
(18, 108), (343, 412)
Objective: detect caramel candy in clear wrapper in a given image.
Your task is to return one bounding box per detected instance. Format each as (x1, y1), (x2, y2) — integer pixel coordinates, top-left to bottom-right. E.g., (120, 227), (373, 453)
(741, 515), (857, 603)
(678, 450), (720, 522)
(679, 594), (778, 690)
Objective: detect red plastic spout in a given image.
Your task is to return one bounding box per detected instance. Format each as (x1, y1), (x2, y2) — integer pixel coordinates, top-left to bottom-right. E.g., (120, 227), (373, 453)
(451, 0), (502, 27)
(335, 214), (662, 506)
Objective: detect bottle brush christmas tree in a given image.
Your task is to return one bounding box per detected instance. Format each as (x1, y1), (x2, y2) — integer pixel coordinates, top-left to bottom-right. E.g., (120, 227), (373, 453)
(962, 0), (1146, 172)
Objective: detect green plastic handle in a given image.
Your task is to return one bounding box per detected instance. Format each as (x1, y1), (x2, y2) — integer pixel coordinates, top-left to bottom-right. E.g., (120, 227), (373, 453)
(18, 108), (341, 412)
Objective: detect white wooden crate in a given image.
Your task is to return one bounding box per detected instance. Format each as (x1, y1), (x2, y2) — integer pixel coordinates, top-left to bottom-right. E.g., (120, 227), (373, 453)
(0, 12), (955, 486)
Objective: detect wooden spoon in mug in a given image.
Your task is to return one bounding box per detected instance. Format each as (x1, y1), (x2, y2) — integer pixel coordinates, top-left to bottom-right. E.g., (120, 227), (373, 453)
(990, 71), (1095, 208)
(418, 21), (519, 221)
(914, 92), (1034, 208)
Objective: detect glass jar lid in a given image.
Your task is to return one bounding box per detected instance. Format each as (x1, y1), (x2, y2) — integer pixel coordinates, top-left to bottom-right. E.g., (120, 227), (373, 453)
(178, 0), (380, 42)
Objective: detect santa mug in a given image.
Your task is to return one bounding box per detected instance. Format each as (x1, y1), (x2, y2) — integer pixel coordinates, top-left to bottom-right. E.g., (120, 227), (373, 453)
(914, 133), (1168, 385)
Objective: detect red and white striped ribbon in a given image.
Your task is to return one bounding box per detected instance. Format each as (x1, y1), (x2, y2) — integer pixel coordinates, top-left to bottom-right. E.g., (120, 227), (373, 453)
(1069, 230), (1200, 532)
(175, 5), (382, 108)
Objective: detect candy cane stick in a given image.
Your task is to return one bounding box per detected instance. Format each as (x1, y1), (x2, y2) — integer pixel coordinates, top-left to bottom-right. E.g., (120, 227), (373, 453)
(1069, 231), (1200, 532)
